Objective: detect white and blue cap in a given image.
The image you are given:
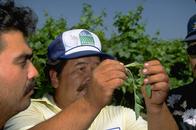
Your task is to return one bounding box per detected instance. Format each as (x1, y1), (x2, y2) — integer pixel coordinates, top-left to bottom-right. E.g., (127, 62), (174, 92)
(184, 14), (196, 42)
(47, 29), (114, 62)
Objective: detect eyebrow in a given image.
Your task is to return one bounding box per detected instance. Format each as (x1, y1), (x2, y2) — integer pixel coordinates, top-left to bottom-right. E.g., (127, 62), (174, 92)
(74, 61), (88, 66)
(74, 60), (101, 67)
(13, 53), (33, 63)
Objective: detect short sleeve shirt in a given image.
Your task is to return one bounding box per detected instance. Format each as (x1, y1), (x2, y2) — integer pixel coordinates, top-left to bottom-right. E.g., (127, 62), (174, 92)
(166, 79), (196, 130)
(4, 94), (147, 130)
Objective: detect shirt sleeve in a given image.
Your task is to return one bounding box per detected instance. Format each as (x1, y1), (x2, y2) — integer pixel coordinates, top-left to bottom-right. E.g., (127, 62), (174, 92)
(122, 106), (147, 130)
(89, 105), (147, 130)
(4, 103), (46, 130)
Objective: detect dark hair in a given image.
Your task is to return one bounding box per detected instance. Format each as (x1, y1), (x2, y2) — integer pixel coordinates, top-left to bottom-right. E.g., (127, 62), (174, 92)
(45, 60), (67, 83)
(0, 0), (38, 37)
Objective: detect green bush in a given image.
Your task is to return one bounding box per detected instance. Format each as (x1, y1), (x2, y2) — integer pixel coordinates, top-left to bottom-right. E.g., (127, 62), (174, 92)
(29, 4), (193, 109)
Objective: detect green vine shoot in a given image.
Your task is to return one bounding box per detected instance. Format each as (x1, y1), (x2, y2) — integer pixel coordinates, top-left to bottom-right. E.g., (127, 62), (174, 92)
(124, 62), (151, 119)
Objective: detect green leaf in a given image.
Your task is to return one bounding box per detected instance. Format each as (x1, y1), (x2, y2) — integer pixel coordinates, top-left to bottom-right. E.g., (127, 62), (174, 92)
(124, 62), (144, 119)
(145, 84), (151, 98)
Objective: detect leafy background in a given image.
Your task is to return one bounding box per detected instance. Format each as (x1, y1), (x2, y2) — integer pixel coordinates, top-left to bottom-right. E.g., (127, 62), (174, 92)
(29, 4), (193, 112)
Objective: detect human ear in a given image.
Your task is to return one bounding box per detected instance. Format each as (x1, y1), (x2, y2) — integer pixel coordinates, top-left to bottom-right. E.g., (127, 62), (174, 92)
(49, 69), (59, 88)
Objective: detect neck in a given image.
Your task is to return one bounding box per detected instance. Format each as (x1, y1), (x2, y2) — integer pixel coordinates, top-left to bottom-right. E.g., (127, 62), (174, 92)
(0, 105), (15, 129)
(0, 113), (9, 129)
(54, 94), (72, 109)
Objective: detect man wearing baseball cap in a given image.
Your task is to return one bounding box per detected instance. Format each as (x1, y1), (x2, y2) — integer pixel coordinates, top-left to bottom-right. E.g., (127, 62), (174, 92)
(5, 29), (178, 130)
(167, 14), (196, 129)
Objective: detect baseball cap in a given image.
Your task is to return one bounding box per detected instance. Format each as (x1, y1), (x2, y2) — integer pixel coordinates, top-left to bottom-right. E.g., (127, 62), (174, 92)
(184, 14), (196, 42)
(47, 29), (114, 62)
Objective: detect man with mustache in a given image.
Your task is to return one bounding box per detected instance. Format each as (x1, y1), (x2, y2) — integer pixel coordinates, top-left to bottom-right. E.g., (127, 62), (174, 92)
(0, 0), (38, 129)
(5, 28), (178, 130)
(0, 1), (129, 130)
(166, 14), (196, 129)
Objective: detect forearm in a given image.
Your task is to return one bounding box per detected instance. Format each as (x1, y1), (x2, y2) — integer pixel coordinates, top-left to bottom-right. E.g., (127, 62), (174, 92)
(29, 97), (101, 130)
(147, 103), (179, 130)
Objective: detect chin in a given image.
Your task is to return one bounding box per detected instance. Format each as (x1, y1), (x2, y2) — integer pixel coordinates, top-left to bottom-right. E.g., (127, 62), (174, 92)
(18, 97), (31, 113)
(13, 102), (30, 117)
(24, 101), (31, 109)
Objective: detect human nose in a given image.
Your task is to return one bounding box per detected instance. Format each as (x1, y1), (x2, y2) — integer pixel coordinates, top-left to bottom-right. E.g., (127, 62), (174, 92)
(28, 62), (38, 79)
(84, 64), (96, 77)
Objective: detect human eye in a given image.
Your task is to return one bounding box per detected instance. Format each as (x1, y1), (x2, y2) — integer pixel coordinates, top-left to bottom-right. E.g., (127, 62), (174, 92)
(20, 59), (28, 68)
(19, 57), (31, 68)
(15, 54), (32, 69)
(74, 62), (87, 73)
(78, 65), (87, 72)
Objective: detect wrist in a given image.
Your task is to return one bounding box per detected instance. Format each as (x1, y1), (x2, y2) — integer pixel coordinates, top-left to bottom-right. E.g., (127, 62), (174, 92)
(146, 102), (165, 114)
(82, 94), (103, 112)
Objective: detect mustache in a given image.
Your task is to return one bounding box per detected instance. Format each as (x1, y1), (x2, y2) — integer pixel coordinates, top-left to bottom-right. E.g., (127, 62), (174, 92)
(24, 79), (36, 96)
(77, 78), (90, 92)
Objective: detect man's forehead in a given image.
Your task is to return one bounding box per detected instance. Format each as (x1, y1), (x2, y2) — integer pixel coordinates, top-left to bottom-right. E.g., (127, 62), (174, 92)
(67, 56), (101, 64)
(0, 31), (32, 57)
(2, 31), (28, 47)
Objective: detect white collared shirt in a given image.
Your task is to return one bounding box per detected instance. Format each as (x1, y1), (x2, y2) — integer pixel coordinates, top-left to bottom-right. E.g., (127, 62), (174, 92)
(4, 94), (147, 130)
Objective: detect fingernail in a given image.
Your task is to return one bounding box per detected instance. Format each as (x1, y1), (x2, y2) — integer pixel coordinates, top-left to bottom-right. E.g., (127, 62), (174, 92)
(143, 69), (148, 74)
(120, 62), (124, 65)
(144, 78), (149, 84)
(144, 63), (149, 66)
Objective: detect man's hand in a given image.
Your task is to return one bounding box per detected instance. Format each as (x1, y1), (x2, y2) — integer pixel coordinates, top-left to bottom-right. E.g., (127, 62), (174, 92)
(141, 60), (169, 114)
(84, 59), (127, 109)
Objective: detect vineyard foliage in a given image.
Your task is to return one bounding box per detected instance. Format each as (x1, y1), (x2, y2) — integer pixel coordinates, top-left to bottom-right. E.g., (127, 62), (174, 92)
(29, 4), (193, 109)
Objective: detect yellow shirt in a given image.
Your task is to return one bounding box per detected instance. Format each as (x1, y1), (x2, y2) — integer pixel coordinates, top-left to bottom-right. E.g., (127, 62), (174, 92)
(5, 94), (147, 130)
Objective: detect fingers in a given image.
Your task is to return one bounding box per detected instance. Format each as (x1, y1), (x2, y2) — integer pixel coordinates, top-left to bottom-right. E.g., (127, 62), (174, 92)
(98, 69), (126, 88)
(150, 82), (169, 92)
(143, 60), (165, 75)
(98, 59), (126, 73)
(144, 60), (160, 66)
(87, 59), (127, 108)
(104, 71), (127, 81)
(141, 60), (169, 101)
(142, 60), (169, 85)
(143, 73), (169, 85)
(94, 59), (127, 89)
(107, 78), (125, 88)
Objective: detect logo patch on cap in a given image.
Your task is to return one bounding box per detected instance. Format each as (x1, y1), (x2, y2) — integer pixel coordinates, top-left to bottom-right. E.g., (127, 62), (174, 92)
(79, 30), (95, 45)
(193, 22), (196, 30)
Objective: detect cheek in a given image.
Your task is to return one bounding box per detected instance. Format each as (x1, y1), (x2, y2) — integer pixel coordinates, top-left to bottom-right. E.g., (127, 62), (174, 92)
(189, 58), (196, 77)
(0, 76), (24, 101)
(0, 68), (27, 99)
(0, 85), (13, 102)
(0, 82), (20, 114)
(71, 73), (89, 87)
(193, 59), (196, 66)
(61, 74), (87, 99)
(192, 59), (196, 71)
(62, 75), (83, 90)
(62, 71), (85, 86)
(190, 59), (196, 68)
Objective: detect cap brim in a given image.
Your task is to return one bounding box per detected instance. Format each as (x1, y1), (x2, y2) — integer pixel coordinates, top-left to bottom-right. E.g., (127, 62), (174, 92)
(184, 31), (196, 42)
(58, 50), (115, 60)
